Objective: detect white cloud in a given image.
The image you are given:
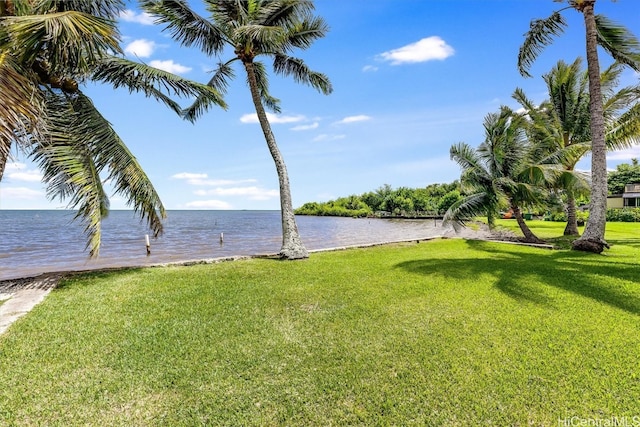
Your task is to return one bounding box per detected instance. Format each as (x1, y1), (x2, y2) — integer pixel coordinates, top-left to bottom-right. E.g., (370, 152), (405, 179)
(0, 187), (43, 199)
(608, 147), (640, 161)
(313, 134), (346, 142)
(119, 9), (155, 25)
(377, 36), (454, 65)
(172, 172), (208, 181)
(124, 39), (156, 58)
(335, 115), (372, 125)
(362, 65), (378, 72)
(194, 186), (279, 200)
(290, 122), (319, 131)
(4, 162), (42, 182)
(150, 60), (192, 74)
(240, 113), (305, 124)
(185, 200), (233, 209)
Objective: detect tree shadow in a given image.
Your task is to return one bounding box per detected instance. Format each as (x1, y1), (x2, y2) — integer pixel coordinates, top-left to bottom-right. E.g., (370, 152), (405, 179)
(395, 239), (640, 315)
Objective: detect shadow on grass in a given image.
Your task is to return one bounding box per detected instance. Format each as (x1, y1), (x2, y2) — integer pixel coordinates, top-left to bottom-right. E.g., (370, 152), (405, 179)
(396, 239), (640, 315)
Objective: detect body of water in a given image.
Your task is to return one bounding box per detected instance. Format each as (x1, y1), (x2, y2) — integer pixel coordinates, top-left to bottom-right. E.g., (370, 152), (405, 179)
(0, 210), (447, 281)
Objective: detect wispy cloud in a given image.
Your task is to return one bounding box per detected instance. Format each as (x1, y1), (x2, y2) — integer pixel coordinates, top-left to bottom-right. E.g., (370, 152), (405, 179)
(377, 36), (454, 65)
(290, 122), (319, 131)
(4, 162), (42, 182)
(184, 200), (233, 209)
(150, 59), (192, 74)
(334, 115), (372, 125)
(0, 187), (43, 199)
(313, 134), (346, 142)
(608, 147), (640, 161)
(124, 39), (156, 58)
(240, 113), (305, 124)
(119, 9), (155, 25)
(362, 65), (378, 73)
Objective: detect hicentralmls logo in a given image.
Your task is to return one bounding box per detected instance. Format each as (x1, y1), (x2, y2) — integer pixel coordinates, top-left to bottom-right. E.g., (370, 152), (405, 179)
(558, 416), (640, 427)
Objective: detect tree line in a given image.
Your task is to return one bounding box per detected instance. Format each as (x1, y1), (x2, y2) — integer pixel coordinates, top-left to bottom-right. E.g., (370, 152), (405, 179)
(295, 183), (462, 218)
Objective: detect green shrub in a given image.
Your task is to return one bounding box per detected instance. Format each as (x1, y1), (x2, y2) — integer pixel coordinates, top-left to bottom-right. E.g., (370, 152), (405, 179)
(606, 208), (640, 222)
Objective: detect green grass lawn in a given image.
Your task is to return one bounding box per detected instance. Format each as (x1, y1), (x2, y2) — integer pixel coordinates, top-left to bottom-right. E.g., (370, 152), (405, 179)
(1, 222), (639, 425)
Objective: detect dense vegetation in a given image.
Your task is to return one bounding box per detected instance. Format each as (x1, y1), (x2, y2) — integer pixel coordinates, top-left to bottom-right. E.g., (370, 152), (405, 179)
(2, 222), (639, 425)
(608, 159), (640, 194)
(295, 182), (462, 217)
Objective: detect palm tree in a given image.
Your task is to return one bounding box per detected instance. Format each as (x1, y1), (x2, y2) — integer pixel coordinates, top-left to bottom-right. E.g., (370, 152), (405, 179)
(445, 107), (554, 244)
(518, 0), (640, 253)
(140, 0), (333, 260)
(0, 0), (225, 256)
(514, 58), (640, 236)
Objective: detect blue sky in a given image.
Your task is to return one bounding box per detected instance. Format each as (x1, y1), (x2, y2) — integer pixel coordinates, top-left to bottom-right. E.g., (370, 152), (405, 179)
(2, 0), (640, 210)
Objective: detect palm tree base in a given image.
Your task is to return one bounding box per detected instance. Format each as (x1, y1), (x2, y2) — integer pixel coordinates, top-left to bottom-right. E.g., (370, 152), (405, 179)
(571, 237), (609, 254)
(279, 245), (309, 260)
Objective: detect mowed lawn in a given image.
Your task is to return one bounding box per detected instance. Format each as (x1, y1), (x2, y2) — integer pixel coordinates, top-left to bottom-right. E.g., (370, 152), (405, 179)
(1, 222), (639, 425)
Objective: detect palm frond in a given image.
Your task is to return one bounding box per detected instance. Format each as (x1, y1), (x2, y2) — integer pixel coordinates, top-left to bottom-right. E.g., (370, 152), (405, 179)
(235, 24), (285, 51)
(286, 15), (329, 50)
(518, 11), (567, 77)
(183, 60), (236, 122)
(5, 11), (121, 78)
(606, 103), (640, 150)
(272, 53), (332, 94)
(92, 56), (227, 115)
(0, 52), (44, 164)
(450, 142), (483, 173)
(443, 192), (493, 229)
(140, 0), (225, 56)
(71, 93), (167, 239)
(26, 0), (125, 18)
(595, 14), (640, 72)
(32, 92), (110, 257)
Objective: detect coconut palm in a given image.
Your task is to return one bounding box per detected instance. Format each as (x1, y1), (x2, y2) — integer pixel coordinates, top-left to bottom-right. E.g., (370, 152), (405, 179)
(514, 58), (640, 236)
(0, 0), (225, 256)
(140, 0), (333, 260)
(518, 0), (640, 253)
(445, 107), (556, 244)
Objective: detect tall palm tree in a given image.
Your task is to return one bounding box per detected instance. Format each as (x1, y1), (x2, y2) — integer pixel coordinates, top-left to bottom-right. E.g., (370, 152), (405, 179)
(141, 0), (333, 260)
(445, 107), (556, 244)
(514, 58), (640, 236)
(518, 0), (640, 253)
(0, 0), (225, 256)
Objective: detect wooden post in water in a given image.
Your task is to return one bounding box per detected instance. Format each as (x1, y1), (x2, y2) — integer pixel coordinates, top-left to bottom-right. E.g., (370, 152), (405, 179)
(219, 232), (224, 244)
(145, 234), (151, 255)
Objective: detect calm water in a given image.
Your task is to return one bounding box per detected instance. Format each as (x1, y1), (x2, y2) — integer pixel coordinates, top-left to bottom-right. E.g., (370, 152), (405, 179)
(0, 210), (445, 280)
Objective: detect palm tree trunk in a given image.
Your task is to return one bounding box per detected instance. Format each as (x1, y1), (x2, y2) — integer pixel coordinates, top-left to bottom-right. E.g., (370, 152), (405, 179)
(0, 147), (7, 182)
(244, 61), (308, 259)
(511, 204), (544, 244)
(573, 0), (609, 253)
(564, 190), (580, 236)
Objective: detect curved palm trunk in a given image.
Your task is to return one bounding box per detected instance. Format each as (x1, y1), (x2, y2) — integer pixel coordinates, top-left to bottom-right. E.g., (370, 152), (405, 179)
(573, 0), (609, 253)
(511, 203), (544, 244)
(244, 62), (308, 259)
(564, 190), (580, 236)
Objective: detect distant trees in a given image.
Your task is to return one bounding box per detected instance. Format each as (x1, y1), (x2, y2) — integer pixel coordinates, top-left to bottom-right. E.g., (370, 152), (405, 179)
(609, 159), (640, 194)
(295, 182), (461, 217)
(142, 0), (332, 259)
